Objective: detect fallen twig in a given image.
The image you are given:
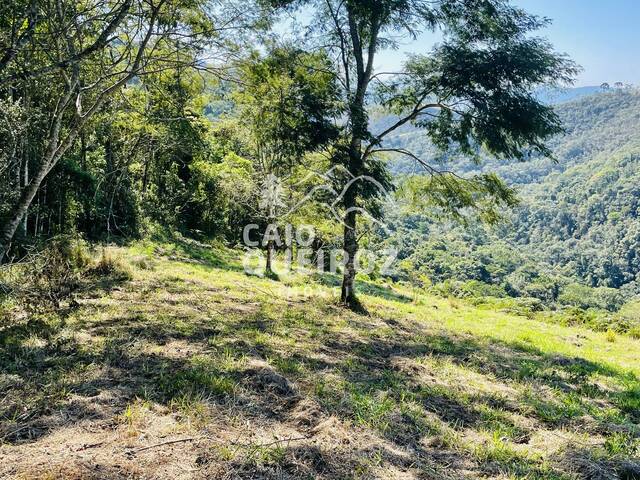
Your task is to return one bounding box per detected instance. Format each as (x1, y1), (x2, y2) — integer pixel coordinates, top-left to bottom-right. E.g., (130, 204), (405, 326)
(0, 425), (30, 441)
(126, 434), (310, 455)
(238, 436), (309, 448)
(126, 436), (203, 454)
(76, 441), (106, 451)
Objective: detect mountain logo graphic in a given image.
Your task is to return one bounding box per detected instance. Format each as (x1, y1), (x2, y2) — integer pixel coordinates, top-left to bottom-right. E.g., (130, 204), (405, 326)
(261, 165), (393, 232)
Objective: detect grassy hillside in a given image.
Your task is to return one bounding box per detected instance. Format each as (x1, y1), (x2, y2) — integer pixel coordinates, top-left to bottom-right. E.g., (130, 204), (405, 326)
(1, 241), (639, 479)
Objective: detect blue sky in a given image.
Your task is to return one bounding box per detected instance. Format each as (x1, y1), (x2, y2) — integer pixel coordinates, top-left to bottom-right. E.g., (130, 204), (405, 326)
(375, 0), (640, 87)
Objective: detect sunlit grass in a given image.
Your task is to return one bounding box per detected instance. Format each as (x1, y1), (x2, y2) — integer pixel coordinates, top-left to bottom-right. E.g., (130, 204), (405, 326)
(2, 239), (639, 478)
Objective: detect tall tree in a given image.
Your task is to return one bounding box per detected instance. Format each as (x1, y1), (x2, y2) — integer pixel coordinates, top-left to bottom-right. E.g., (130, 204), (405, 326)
(265, 0), (577, 308)
(232, 46), (340, 275)
(0, 0), (258, 262)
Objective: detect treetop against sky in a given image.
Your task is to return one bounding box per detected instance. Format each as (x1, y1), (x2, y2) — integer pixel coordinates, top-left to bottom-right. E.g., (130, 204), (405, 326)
(276, 0), (639, 87)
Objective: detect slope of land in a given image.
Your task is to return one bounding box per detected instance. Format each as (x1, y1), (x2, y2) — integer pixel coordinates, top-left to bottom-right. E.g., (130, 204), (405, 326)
(1, 241), (639, 479)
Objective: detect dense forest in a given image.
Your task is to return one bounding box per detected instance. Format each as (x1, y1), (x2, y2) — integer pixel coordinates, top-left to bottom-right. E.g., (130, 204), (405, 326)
(376, 89), (640, 318)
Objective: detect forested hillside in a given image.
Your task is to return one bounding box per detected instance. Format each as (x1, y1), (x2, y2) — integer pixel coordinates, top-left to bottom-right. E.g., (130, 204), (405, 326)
(381, 89), (640, 312)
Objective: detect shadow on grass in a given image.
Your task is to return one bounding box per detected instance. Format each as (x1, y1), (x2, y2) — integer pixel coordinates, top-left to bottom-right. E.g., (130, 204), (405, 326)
(312, 272), (413, 304)
(156, 234), (247, 274)
(313, 326), (640, 477)
(1, 272), (639, 479)
(327, 330), (640, 426)
(0, 274), (125, 344)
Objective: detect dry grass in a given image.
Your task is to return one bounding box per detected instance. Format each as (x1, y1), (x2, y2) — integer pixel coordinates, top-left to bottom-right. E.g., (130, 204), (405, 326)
(1, 239), (639, 479)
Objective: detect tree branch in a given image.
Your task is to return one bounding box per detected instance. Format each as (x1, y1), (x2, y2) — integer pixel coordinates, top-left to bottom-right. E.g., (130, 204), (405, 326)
(370, 147), (467, 181)
(0, 0), (133, 86)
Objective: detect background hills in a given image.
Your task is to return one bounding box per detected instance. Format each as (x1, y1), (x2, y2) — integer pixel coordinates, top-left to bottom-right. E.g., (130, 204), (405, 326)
(379, 88), (640, 313)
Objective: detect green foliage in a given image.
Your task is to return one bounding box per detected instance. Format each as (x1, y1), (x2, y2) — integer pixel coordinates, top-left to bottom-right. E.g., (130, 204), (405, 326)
(558, 284), (624, 312)
(383, 35), (576, 159)
(399, 172), (518, 225)
(377, 89), (640, 330)
(432, 279), (509, 300)
(0, 0), (632, 344)
(189, 152), (256, 238)
(233, 46), (341, 167)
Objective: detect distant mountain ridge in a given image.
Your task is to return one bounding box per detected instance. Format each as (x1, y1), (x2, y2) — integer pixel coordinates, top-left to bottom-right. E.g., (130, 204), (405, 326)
(383, 88), (640, 296)
(536, 85), (605, 104)
(509, 89), (640, 290)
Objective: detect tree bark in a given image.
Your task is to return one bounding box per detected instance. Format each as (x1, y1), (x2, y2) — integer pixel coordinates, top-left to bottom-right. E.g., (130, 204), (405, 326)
(0, 159), (50, 262)
(21, 151), (29, 236)
(266, 238), (274, 276)
(337, 7), (380, 309)
(340, 208), (358, 305)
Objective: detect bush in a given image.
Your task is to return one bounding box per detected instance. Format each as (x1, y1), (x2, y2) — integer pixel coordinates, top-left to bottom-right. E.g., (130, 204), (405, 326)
(5, 237), (131, 311)
(498, 297), (544, 318)
(41, 235), (92, 272)
(432, 280), (508, 299)
(25, 236), (92, 306)
(520, 280), (560, 304)
(558, 284), (624, 312)
(88, 248), (132, 279)
(550, 307), (624, 332)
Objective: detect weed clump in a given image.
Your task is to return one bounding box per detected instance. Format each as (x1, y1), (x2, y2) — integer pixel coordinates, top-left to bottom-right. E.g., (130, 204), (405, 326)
(26, 236), (92, 306)
(629, 326), (640, 340)
(2, 237), (131, 315)
(88, 248), (132, 279)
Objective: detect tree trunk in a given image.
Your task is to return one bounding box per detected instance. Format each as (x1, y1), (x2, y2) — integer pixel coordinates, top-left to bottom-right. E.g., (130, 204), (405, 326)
(336, 7), (380, 309)
(0, 161), (49, 263)
(266, 238), (274, 277)
(142, 144), (153, 195)
(20, 89), (31, 236)
(21, 150), (29, 236)
(34, 186), (41, 236)
(339, 85), (367, 308)
(340, 208), (358, 305)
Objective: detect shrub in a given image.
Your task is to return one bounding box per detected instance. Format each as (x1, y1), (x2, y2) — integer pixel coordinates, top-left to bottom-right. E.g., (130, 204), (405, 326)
(432, 280), (508, 299)
(25, 235), (92, 306)
(5, 237), (131, 311)
(498, 297), (544, 318)
(88, 248), (132, 279)
(550, 307), (625, 333)
(558, 284), (624, 312)
(613, 300), (640, 336)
